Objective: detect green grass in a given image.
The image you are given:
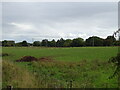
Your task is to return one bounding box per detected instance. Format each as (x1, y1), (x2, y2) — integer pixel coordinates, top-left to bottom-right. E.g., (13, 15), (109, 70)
(2, 47), (119, 88)
(2, 47), (118, 62)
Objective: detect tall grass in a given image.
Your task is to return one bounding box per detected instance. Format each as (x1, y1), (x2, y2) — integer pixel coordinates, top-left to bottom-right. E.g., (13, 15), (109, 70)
(15, 60), (117, 88)
(2, 60), (39, 88)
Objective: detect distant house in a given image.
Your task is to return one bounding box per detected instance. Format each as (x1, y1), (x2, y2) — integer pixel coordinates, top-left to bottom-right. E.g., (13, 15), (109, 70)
(2, 40), (15, 47)
(0, 41), (2, 46)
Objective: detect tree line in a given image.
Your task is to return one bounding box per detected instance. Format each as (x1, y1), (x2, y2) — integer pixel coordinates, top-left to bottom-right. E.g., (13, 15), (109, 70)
(1, 35), (120, 47)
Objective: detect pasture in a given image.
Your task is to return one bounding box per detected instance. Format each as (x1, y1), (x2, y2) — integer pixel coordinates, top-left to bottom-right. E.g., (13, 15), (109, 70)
(2, 47), (119, 88)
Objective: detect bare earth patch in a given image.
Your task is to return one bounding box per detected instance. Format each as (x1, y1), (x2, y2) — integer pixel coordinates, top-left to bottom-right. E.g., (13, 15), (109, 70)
(16, 56), (38, 62)
(0, 53), (9, 57)
(39, 57), (53, 62)
(16, 56), (53, 62)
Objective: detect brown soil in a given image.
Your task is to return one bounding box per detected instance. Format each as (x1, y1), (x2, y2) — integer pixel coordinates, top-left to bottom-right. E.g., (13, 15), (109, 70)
(16, 56), (38, 62)
(38, 57), (53, 62)
(0, 53), (9, 57)
(16, 56), (53, 62)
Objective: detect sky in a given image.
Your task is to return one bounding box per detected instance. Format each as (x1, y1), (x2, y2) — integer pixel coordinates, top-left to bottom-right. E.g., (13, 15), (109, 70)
(1, 2), (118, 42)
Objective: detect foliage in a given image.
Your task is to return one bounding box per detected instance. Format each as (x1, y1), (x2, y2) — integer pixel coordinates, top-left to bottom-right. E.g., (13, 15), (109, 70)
(71, 38), (85, 47)
(21, 41), (29, 46)
(109, 53), (120, 78)
(16, 41), (29, 47)
(33, 41), (41, 46)
(41, 39), (48, 47)
(86, 36), (104, 46)
(1, 35), (117, 47)
(48, 39), (56, 47)
(113, 41), (120, 46)
(63, 39), (72, 47)
(104, 36), (116, 46)
(56, 38), (65, 47)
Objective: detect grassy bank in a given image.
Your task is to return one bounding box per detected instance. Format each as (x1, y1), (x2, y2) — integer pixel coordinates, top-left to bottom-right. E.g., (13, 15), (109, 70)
(2, 47), (118, 88)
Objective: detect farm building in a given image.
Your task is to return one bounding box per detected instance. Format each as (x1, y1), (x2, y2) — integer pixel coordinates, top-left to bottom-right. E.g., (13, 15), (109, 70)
(2, 40), (15, 47)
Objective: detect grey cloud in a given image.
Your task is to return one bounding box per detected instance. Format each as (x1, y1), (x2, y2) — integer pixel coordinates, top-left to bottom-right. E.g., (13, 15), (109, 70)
(2, 2), (118, 42)
(3, 2), (117, 22)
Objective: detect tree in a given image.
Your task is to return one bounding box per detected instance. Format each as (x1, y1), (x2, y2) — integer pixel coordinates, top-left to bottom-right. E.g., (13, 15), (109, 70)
(63, 39), (72, 47)
(71, 38), (84, 47)
(56, 40), (60, 47)
(103, 36), (116, 46)
(59, 38), (65, 47)
(56, 38), (65, 47)
(21, 41), (28, 46)
(114, 41), (120, 46)
(33, 41), (41, 46)
(48, 39), (56, 47)
(86, 36), (103, 46)
(41, 39), (48, 47)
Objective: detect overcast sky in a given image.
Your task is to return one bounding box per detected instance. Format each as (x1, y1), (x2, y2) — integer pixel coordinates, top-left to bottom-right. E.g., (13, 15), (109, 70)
(2, 2), (118, 42)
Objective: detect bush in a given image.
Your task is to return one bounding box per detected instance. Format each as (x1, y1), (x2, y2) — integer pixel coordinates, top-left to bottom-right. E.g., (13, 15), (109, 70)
(109, 53), (120, 78)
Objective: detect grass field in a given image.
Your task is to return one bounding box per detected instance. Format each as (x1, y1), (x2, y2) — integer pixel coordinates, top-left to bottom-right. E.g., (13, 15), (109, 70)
(2, 47), (119, 88)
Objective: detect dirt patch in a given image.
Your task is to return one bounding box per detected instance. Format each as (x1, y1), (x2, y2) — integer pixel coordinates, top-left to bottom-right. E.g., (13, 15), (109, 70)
(16, 56), (54, 62)
(16, 56), (38, 62)
(0, 53), (9, 57)
(38, 57), (53, 62)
